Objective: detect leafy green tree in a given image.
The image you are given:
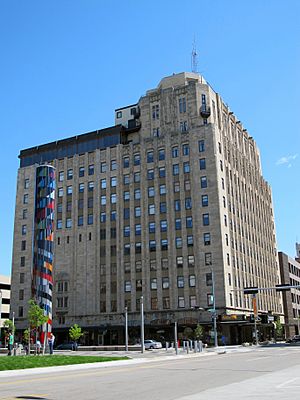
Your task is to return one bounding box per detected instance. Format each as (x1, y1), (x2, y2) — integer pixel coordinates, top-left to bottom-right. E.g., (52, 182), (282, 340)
(194, 324), (204, 341)
(3, 319), (15, 347)
(275, 320), (283, 340)
(69, 324), (83, 349)
(28, 299), (48, 355)
(3, 319), (15, 334)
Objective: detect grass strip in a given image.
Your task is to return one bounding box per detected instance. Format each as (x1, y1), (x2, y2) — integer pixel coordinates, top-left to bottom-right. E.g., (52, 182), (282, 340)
(0, 355), (129, 371)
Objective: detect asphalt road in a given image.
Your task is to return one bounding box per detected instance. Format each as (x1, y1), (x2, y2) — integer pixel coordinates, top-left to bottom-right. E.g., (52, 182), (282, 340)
(1, 346), (300, 400)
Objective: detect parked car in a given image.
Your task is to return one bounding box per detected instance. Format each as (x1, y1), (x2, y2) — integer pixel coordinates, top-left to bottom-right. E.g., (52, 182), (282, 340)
(144, 340), (162, 350)
(56, 342), (79, 350)
(286, 335), (300, 343)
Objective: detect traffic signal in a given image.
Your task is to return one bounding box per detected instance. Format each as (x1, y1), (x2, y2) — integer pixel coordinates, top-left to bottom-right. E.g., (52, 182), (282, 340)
(249, 314), (255, 323)
(244, 287), (258, 295)
(275, 284), (291, 292)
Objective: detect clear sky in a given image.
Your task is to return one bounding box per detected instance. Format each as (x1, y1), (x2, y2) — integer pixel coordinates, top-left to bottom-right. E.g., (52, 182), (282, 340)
(0, 0), (299, 276)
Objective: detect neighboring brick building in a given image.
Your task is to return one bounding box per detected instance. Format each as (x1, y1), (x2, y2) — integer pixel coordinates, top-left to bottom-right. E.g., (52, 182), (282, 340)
(278, 251), (300, 337)
(10, 72), (282, 345)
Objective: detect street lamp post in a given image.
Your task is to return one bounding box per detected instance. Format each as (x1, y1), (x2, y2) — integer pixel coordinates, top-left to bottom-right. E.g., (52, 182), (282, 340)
(125, 307), (128, 352)
(140, 296), (145, 353)
(252, 294), (259, 346)
(211, 269), (218, 347)
(174, 321), (178, 355)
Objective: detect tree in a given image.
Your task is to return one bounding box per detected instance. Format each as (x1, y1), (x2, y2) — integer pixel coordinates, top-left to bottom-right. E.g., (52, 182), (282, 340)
(3, 319), (15, 334)
(3, 319), (15, 347)
(69, 324), (83, 350)
(27, 299), (48, 355)
(194, 324), (204, 341)
(275, 320), (283, 340)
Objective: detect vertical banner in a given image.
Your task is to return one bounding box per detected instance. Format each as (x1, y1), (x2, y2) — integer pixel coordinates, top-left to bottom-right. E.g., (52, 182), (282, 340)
(252, 295), (258, 318)
(32, 165), (56, 335)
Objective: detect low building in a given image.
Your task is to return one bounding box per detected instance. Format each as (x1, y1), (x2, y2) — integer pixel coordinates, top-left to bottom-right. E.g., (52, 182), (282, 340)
(0, 275), (11, 344)
(278, 251), (300, 337)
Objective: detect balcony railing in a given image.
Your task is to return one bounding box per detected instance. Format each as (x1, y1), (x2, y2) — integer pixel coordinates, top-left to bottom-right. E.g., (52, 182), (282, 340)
(200, 105), (211, 118)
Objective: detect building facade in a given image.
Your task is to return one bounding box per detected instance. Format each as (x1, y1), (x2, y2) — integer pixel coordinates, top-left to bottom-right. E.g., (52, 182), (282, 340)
(278, 251), (300, 337)
(11, 72), (282, 345)
(0, 274), (11, 344)
(296, 243), (300, 261)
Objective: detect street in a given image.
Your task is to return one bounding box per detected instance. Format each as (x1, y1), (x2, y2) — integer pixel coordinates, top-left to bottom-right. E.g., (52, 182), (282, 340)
(0, 346), (300, 399)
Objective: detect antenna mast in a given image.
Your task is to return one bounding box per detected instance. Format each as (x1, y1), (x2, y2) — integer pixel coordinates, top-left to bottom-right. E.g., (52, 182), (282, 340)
(191, 37), (198, 73)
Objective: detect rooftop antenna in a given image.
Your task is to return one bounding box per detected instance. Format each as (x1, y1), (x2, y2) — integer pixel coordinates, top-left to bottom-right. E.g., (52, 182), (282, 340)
(191, 37), (198, 74)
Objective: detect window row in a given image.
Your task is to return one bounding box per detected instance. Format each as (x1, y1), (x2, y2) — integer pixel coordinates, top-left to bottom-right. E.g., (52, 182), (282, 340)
(99, 295), (213, 312)
(124, 274), (196, 292)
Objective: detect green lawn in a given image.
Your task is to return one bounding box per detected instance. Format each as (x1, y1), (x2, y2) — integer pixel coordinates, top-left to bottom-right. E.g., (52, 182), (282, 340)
(0, 355), (129, 371)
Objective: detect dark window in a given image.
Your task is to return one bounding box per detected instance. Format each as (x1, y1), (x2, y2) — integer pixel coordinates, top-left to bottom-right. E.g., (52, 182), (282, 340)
(185, 198), (192, 210)
(182, 143), (189, 155)
(147, 169), (154, 180)
(123, 157), (129, 168)
(204, 233), (211, 246)
(174, 199), (181, 211)
(186, 216), (193, 228)
(172, 146), (179, 158)
(111, 160), (117, 170)
(124, 208), (130, 219)
(199, 140), (205, 152)
(173, 164), (179, 175)
(183, 162), (190, 174)
(147, 151), (154, 163)
(200, 176), (207, 188)
(199, 158), (206, 170)
(202, 195), (208, 207)
(88, 164), (94, 175)
(67, 169), (73, 180)
(124, 226), (130, 237)
(134, 153), (140, 166)
(160, 220), (167, 232)
(160, 202), (167, 213)
(159, 167), (166, 178)
(149, 240), (156, 252)
(175, 218), (181, 230)
(79, 167), (85, 177)
(187, 235), (194, 247)
(87, 214), (93, 225)
(158, 148), (165, 160)
(203, 213), (210, 226)
(205, 252), (212, 265)
(161, 239), (168, 251)
(149, 222), (155, 233)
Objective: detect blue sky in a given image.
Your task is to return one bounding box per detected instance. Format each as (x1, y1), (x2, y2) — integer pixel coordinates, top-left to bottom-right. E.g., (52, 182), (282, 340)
(0, 0), (299, 276)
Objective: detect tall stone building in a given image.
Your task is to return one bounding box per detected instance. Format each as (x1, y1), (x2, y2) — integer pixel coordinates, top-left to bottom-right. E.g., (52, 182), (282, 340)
(10, 72), (283, 345)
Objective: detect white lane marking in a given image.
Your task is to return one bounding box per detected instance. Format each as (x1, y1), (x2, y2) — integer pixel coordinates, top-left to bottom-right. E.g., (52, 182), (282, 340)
(276, 377), (299, 388)
(246, 356), (270, 361)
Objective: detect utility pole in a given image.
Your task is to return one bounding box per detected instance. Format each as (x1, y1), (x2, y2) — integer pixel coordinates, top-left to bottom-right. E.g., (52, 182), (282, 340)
(140, 296), (145, 353)
(125, 307), (128, 352)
